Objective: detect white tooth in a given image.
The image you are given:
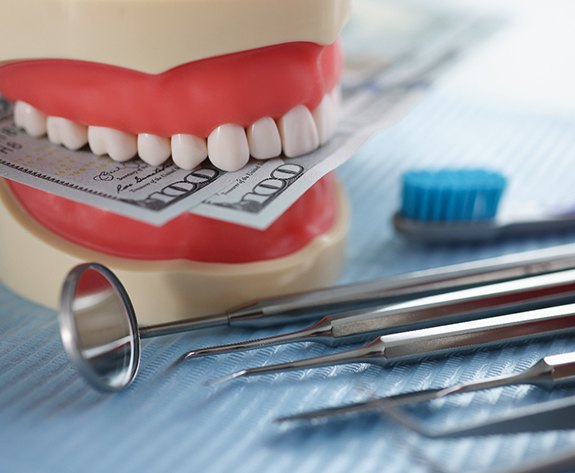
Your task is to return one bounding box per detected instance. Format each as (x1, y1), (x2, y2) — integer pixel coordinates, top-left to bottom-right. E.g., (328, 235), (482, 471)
(312, 94), (337, 146)
(88, 126), (137, 162)
(171, 134), (207, 170)
(46, 118), (60, 144)
(278, 105), (320, 158)
(331, 85), (342, 111)
(13, 102), (25, 128)
(14, 101), (47, 137)
(46, 117), (88, 150)
(87, 126), (107, 156)
(137, 133), (171, 166)
(207, 124), (249, 172)
(247, 117), (282, 160)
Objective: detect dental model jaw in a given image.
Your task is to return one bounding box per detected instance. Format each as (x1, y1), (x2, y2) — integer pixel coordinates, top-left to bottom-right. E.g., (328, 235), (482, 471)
(0, 0), (349, 172)
(0, 175), (349, 325)
(0, 0), (352, 324)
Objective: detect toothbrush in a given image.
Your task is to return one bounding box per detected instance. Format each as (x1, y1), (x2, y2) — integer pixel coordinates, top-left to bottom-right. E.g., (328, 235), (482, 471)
(393, 169), (575, 243)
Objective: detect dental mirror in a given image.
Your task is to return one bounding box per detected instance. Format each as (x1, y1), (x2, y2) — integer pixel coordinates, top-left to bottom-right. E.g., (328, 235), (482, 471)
(59, 263), (140, 392)
(60, 262), (235, 391)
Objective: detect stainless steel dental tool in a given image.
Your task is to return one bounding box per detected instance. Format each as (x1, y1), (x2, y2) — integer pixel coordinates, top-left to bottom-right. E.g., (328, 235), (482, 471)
(208, 303), (575, 385)
(373, 395), (575, 439)
(184, 269), (575, 359)
(118, 243), (575, 333)
(276, 352), (575, 423)
(60, 244), (575, 391)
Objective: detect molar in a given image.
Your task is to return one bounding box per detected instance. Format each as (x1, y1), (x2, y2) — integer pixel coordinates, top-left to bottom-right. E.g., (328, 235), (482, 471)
(138, 133), (171, 166)
(247, 117), (282, 160)
(171, 134), (208, 170)
(88, 126), (137, 162)
(278, 105), (319, 158)
(14, 101), (47, 138)
(46, 117), (88, 150)
(207, 124), (250, 172)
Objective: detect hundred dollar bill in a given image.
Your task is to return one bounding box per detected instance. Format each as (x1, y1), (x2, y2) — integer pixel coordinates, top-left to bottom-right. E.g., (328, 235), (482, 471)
(0, 104), (240, 226)
(190, 86), (423, 230)
(189, 3), (501, 229)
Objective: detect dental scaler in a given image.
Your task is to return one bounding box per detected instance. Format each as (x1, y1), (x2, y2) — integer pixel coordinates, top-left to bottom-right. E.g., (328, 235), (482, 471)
(183, 268), (575, 359)
(208, 304), (575, 385)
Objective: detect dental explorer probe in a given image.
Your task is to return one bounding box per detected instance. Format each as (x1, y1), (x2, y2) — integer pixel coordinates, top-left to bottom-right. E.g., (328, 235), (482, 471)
(276, 351), (575, 423)
(131, 243), (575, 335)
(184, 269), (575, 359)
(208, 302), (575, 385)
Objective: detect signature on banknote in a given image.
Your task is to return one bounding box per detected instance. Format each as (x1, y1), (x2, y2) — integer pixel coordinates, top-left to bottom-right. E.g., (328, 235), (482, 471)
(89, 161), (222, 211)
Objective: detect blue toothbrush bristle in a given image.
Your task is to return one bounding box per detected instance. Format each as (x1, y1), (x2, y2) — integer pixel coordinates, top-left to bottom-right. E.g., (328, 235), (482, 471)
(401, 169), (507, 223)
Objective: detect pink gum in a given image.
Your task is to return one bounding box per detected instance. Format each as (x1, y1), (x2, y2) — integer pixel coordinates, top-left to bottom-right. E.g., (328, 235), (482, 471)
(0, 41), (342, 138)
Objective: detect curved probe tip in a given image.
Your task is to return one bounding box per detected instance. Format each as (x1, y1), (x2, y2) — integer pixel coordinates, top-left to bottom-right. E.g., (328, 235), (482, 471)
(183, 350), (204, 360)
(274, 413), (311, 424)
(182, 329), (317, 360)
(205, 370), (248, 386)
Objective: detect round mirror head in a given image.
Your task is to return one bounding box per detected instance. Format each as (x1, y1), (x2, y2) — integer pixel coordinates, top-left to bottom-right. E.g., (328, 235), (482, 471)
(59, 263), (140, 392)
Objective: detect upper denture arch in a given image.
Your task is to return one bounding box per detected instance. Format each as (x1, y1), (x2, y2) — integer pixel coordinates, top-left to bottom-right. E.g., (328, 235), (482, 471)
(0, 41), (343, 139)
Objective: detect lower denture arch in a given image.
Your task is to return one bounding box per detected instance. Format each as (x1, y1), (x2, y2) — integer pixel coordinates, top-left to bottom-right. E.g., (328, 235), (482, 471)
(0, 41), (342, 138)
(7, 174), (338, 264)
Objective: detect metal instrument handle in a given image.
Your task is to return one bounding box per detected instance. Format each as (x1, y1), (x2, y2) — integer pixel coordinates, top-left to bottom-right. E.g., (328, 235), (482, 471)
(330, 269), (575, 338)
(228, 243), (575, 328)
(541, 352), (575, 384)
(378, 303), (575, 362)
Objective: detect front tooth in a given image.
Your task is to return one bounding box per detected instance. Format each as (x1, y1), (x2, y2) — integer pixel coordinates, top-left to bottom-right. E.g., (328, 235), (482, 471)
(171, 134), (207, 170)
(278, 105), (320, 158)
(14, 101), (47, 137)
(13, 102), (26, 128)
(312, 94), (337, 145)
(87, 126), (106, 156)
(207, 124), (249, 172)
(247, 117), (282, 160)
(46, 117), (88, 150)
(331, 85), (342, 111)
(138, 133), (171, 166)
(89, 126), (137, 162)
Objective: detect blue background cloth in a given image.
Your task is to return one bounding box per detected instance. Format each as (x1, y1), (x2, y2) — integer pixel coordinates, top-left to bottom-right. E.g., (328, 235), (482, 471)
(2, 90), (575, 473)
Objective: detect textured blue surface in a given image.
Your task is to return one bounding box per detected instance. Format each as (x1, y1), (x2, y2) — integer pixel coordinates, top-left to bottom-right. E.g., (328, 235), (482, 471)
(3, 90), (575, 473)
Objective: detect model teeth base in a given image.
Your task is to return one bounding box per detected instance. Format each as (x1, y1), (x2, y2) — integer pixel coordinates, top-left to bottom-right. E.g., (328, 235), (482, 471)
(0, 179), (348, 326)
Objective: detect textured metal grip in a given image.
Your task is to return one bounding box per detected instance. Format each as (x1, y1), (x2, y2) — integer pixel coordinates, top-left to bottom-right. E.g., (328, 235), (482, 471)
(378, 303), (575, 362)
(229, 244), (575, 328)
(331, 269), (575, 338)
